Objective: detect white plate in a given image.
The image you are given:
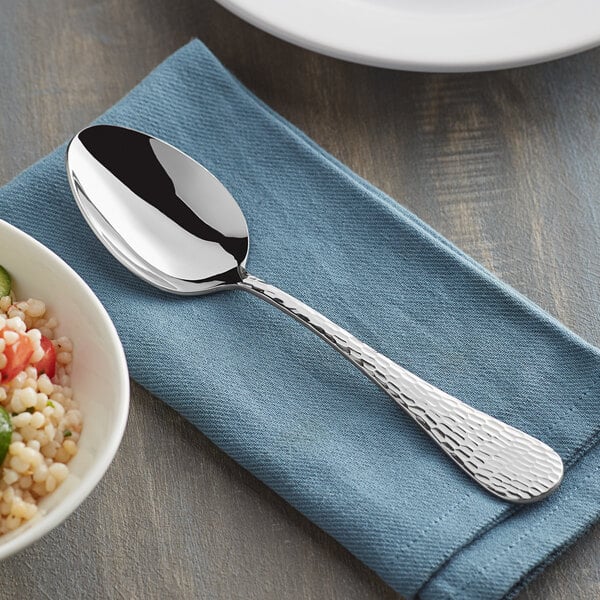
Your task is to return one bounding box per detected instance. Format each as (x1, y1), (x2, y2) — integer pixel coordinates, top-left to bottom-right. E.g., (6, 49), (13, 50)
(216, 0), (600, 72)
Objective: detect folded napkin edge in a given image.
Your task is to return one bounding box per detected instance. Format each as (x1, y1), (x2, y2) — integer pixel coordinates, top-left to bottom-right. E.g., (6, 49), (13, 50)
(419, 439), (600, 600)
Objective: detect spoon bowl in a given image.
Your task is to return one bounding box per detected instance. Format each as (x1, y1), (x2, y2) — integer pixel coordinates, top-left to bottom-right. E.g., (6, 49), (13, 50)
(68, 125), (248, 294)
(66, 125), (564, 503)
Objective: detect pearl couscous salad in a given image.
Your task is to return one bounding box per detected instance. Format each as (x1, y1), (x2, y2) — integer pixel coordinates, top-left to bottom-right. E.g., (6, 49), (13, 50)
(0, 265), (81, 534)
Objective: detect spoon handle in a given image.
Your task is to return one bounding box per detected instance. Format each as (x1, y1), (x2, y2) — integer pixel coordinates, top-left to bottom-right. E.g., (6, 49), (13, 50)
(239, 274), (563, 503)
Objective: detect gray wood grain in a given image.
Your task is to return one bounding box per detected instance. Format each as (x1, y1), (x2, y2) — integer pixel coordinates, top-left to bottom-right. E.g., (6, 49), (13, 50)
(0, 1), (598, 598)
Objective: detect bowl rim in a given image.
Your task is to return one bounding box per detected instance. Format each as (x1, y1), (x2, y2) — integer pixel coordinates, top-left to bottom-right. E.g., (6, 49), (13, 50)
(0, 219), (129, 559)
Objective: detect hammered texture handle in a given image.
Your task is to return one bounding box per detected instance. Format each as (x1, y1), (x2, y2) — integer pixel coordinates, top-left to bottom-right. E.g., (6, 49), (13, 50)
(240, 274), (563, 503)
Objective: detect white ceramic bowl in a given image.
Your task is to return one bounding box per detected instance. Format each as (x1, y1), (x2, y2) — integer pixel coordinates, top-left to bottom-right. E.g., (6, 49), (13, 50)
(0, 220), (129, 559)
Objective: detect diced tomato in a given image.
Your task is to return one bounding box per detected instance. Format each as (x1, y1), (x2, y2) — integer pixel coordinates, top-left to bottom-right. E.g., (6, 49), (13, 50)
(0, 330), (34, 383)
(33, 336), (56, 379)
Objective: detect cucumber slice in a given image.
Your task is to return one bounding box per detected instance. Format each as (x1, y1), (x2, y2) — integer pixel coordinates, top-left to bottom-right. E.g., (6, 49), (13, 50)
(0, 265), (11, 298)
(0, 407), (12, 464)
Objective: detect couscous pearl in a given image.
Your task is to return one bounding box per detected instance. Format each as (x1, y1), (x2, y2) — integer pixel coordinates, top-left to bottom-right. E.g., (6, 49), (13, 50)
(27, 440), (40, 452)
(65, 410), (82, 428)
(56, 352), (71, 365)
(45, 475), (56, 493)
(9, 442), (25, 455)
(3, 331), (18, 345)
(29, 412), (45, 429)
(63, 440), (77, 456)
(37, 375), (53, 395)
(10, 497), (23, 514)
(13, 499), (35, 519)
(44, 424), (55, 440)
(31, 482), (46, 497)
(22, 502), (36, 520)
(5, 317), (26, 333)
(48, 463), (68, 482)
(55, 337), (73, 352)
(7, 307), (24, 320)
(17, 387), (37, 409)
(11, 413), (31, 428)
(26, 300), (45, 318)
(52, 403), (64, 420)
(35, 393), (48, 411)
(32, 464), (48, 483)
(18, 447), (37, 464)
(10, 396), (24, 413)
(32, 431), (46, 445)
(5, 514), (21, 531)
(21, 427), (37, 443)
(26, 331), (41, 348)
(54, 447), (70, 463)
(50, 392), (65, 404)
(3, 470), (18, 485)
(30, 347), (44, 363)
(11, 372), (26, 388)
(9, 456), (29, 474)
(41, 443), (57, 459)
(18, 476), (32, 490)
(23, 377), (37, 391)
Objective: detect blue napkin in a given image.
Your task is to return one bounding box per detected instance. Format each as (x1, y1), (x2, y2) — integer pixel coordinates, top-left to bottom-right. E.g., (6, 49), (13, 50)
(1, 40), (599, 599)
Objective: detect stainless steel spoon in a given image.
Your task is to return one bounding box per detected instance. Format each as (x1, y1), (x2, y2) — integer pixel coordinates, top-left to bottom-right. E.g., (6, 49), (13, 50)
(66, 124), (563, 503)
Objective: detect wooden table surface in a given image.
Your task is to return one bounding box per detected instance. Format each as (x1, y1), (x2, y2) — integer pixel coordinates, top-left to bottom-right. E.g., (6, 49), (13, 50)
(0, 1), (599, 598)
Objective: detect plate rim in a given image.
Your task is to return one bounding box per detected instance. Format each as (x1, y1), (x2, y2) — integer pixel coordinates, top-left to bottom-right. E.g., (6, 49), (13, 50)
(216, 0), (600, 72)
